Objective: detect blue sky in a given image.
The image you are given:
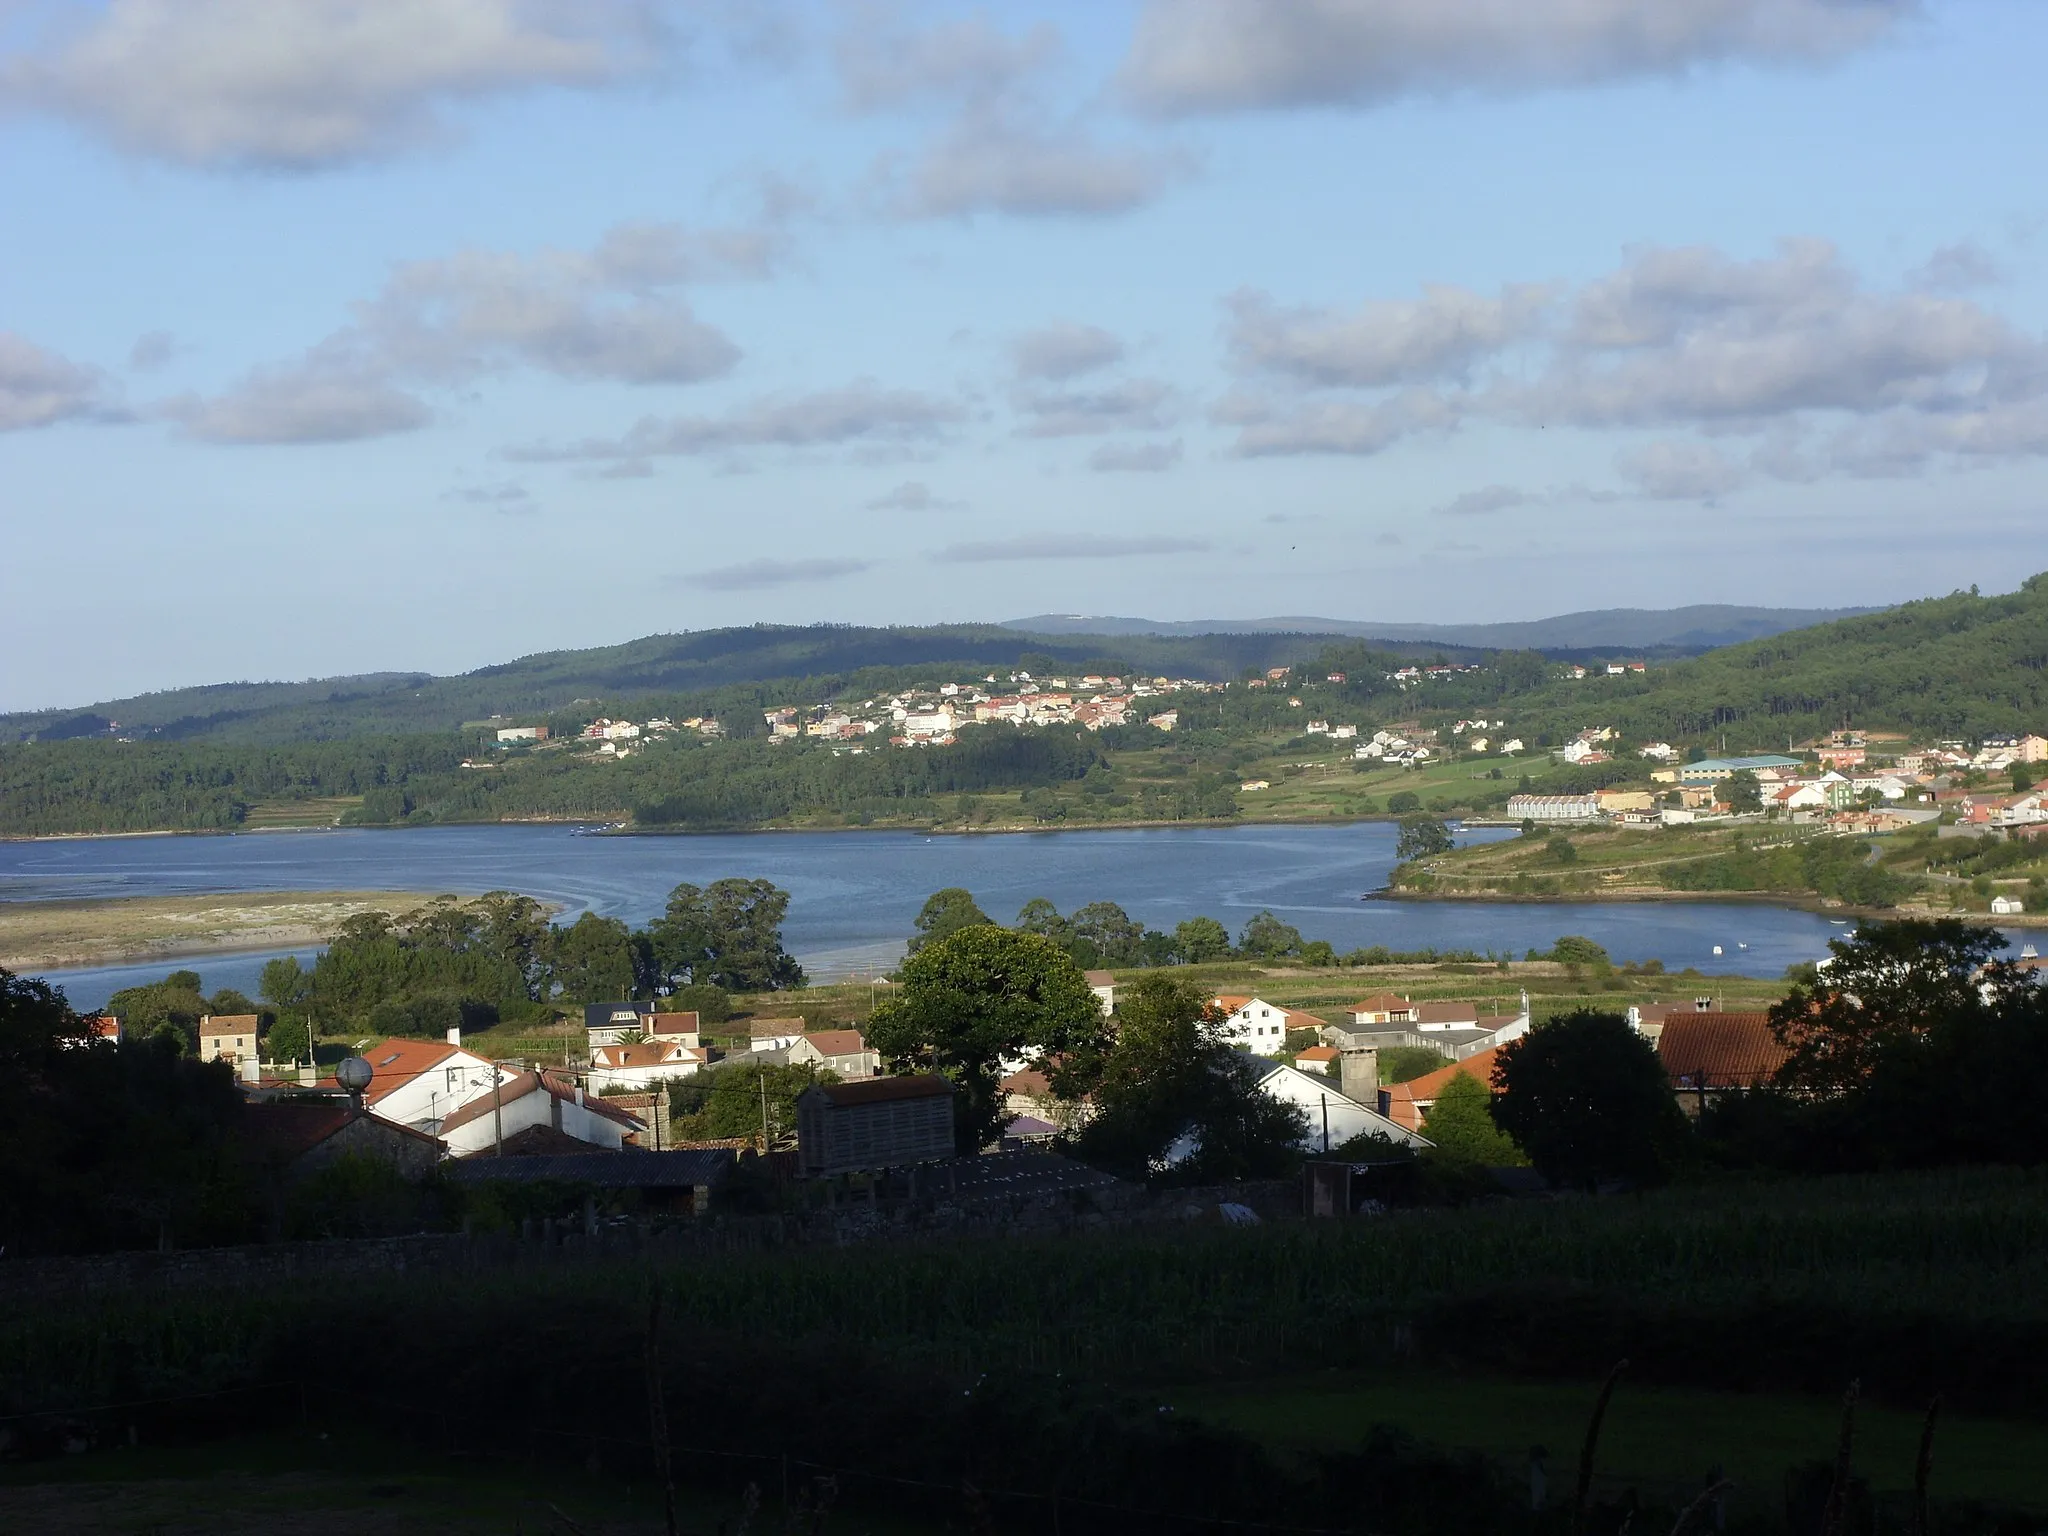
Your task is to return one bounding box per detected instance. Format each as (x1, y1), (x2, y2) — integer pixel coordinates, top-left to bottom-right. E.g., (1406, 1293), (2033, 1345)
(3, 0), (2045, 710)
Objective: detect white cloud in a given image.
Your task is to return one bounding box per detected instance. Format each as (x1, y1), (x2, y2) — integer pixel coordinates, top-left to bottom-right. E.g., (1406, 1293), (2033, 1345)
(1907, 241), (2002, 294)
(1015, 377), (1175, 437)
(171, 220), (762, 445)
(1218, 387), (1459, 457)
(1123, 0), (1916, 116)
(1089, 439), (1182, 472)
(934, 533), (1210, 563)
(1229, 284), (1551, 387)
(444, 480), (534, 511)
(522, 380), (966, 460)
(1013, 322), (1125, 381)
(2, 0), (664, 169)
(697, 557), (872, 588)
(1435, 484), (1535, 516)
(865, 480), (964, 511)
(0, 333), (113, 432)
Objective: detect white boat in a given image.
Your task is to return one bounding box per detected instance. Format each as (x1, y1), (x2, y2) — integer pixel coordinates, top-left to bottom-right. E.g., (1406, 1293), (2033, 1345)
(1712, 945), (1723, 956)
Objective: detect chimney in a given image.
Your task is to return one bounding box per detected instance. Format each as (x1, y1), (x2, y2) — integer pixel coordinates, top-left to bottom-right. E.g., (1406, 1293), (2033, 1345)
(1339, 1046), (1378, 1105)
(1694, 997), (1713, 1012)
(447, 1026), (462, 1047)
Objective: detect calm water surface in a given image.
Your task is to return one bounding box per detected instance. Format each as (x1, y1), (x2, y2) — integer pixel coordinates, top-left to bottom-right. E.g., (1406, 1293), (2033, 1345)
(2, 822), (1866, 1010)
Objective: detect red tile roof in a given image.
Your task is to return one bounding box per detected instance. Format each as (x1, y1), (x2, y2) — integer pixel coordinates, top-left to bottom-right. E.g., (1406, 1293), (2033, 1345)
(1414, 1001), (1480, 1026)
(1084, 970), (1116, 986)
(240, 1101), (441, 1161)
(1001, 1068), (1052, 1096)
(799, 1029), (869, 1058)
(1378, 1047), (1503, 1132)
(1658, 1013), (1788, 1089)
(1348, 992), (1413, 1014)
(359, 1037), (466, 1103)
(648, 1011), (700, 1036)
(1294, 1046), (1339, 1062)
(1283, 1008), (1329, 1031)
(437, 1070), (644, 1134)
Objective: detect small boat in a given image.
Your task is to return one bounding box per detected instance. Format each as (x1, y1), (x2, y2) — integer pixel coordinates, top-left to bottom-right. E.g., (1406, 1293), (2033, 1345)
(1830, 919), (1849, 926)
(1711, 945), (1723, 956)
(1737, 942), (1749, 950)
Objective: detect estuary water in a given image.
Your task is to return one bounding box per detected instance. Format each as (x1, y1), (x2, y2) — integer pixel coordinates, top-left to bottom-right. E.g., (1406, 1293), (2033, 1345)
(0, 822), (1870, 1011)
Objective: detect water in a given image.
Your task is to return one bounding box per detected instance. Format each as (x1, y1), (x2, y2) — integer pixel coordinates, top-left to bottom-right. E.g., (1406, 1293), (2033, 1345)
(2, 822), (1866, 1010)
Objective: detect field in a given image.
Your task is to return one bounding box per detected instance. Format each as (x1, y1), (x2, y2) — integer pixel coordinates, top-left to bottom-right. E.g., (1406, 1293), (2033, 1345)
(0, 890), (438, 970)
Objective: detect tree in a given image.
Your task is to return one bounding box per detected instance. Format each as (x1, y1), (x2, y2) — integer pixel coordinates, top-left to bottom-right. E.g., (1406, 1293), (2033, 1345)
(1395, 814), (1455, 862)
(208, 988), (260, 1018)
(866, 926), (1107, 1154)
(647, 879), (804, 993)
(259, 956), (311, 1014)
(1768, 918), (2017, 1095)
(1063, 973), (1308, 1181)
(1238, 910), (1304, 960)
(1173, 916), (1232, 963)
(1418, 1072), (1525, 1166)
(1069, 901), (1144, 966)
(666, 1058), (837, 1143)
(1490, 1010), (1690, 1189)
(2014, 762), (2037, 793)
(1378, 1046), (1451, 1084)
(908, 888), (993, 956)
(548, 912), (643, 1003)
(663, 982), (733, 1025)
(1722, 769), (1764, 814)
(1386, 791), (1422, 814)
(264, 1014), (311, 1063)
(1546, 935), (1611, 968)
(1013, 897), (1070, 942)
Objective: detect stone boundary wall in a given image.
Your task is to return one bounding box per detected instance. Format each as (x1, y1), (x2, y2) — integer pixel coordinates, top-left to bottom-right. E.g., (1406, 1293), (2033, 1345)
(0, 1178), (1299, 1305)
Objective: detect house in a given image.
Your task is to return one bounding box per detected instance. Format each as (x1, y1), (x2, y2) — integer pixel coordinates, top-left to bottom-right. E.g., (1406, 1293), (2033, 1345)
(1221, 1054), (1430, 1158)
(438, 1069), (643, 1156)
(798, 1075), (956, 1174)
(239, 1101), (446, 1181)
(1506, 794), (1600, 821)
(1991, 895), (2026, 916)
(1213, 996), (1322, 1054)
(788, 1029), (881, 1078)
(1084, 970), (1117, 1015)
(584, 1001), (657, 1049)
(1657, 1012), (1789, 1111)
(1677, 755), (1802, 787)
(1294, 1045), (1339, 1075)
(352, 1034), (506, 1131)
(1594, 790), (1657, 814)
(1347, 992), (1417, 1026)
(587, 1039), (709, 1091)
(1376, 1047), (1502, 1133)
(748, 1017), (808, 1054)
(199, 1013), (261, 1066)
(495, 725), (548, 743)
(83, 1012), (123, 1045)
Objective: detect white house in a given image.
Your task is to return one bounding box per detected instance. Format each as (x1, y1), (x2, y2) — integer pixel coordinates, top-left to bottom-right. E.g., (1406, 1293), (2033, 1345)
(356, 1034), (506, 1131)
(438, 1070), (643, 1156)
(1165, 1056), (1431, 1165)
(1084, 970), (1117, 1015)
(787, 1030), (881, 1078)
(584, 1001), (657, 1049)
(588, 1040), (708, 1091)
(1991, 895), (2026, 916)
(1213, 996), (1324, 1054)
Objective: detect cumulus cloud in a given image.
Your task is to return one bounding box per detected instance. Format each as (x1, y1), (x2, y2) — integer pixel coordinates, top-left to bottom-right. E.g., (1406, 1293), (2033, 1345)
(1015, 377), (1175, 437)
(1229, 284), (1550, 387)
(1908, 241), (2002, 294)
(170, 219), (767, 445)
(1122, 0), (1915, 116)
(1, 0), (664, 170)
(842, 8), (1183, 217)
(865, 480), (962, 511)
(1219, 236), (2048, 480)
(1090, 439), (1182, 472)
(696, 556), (872, 589)
(0, 333), (114, 432)
(934, 533), (1210, 563)
(443, 480), (533, 510)
(1012, 322), (1125, 381)
(518, 380), (965, 461)
(127, 330), (187, 372)
(1616, 439), (1745, 500)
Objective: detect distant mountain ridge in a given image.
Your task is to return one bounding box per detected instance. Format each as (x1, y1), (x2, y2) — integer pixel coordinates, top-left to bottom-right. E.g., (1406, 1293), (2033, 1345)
(1004, 605), (1880, 651)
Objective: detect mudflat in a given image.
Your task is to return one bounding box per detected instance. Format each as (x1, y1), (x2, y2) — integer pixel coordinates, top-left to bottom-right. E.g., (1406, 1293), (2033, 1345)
(0, 891), (436, 970)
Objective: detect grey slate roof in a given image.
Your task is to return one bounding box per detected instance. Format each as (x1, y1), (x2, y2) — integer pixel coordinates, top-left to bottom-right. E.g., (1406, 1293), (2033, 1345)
(444, 1149), (737, 1187)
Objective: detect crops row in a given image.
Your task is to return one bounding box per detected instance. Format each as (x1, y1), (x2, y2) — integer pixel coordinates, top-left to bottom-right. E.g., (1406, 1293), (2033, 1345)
(5, 1167), (2045, 1417)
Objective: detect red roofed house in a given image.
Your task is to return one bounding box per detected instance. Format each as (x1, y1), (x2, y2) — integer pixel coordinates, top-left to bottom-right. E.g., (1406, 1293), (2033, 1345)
(1376, 1046), (1503, 1134)
(353, 1034), (505, 1132)
(199, 1014), (261, 1066)
(1294, 1045), (1340, 1076)
(788, 1029), (881, 1078)
(1347, 993), (1418, 1026)
(438, 1069), (644, 1156)
(588, 1039), (710, 1091)
(1657, 1012), (1790, 1113)
(1084, 970), (1117, 1014)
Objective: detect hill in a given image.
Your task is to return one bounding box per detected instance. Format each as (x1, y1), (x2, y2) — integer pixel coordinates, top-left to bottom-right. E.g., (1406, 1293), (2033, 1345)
(1005, 604), (1877, 650)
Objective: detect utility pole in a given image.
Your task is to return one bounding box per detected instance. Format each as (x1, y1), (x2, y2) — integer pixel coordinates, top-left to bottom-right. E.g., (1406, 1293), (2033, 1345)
(759, 1069), (771, 1151)
(492, 1065), (505, 1157)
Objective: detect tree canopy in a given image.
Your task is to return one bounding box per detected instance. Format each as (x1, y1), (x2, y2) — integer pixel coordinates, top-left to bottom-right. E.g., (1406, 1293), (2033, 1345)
(1490, 1009), (1690, 1189)
(907, 888), (993, 956)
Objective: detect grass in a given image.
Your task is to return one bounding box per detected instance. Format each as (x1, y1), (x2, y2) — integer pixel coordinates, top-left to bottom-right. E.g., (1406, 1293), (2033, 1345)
(239, 796), (364, 829)
(1175, 1370), (2048, 1513)
(0, 890), (437, 970)
(1399, 824), (1849, 900)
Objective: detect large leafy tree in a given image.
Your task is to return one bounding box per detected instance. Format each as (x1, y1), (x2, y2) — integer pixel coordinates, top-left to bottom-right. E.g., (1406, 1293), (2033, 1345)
(1238, 910), (1304, 960)
(1721, 769), (1764, 814)
(867, 926), (1106, 1154)
(1769, 918), (2018, 1094)
(1063, 973), (1307, 1181)
(548, 912), (647, 1003)
(1395, 814), (1455, 862)
(1069, 901), (1144, 966)
(648, 879), (804, 993)
(1173, 916), (1233, 963)
(1419, 1072), (1525, 1166)
(907, 887), (993, 956)
(1490, 1010), (1690, 1189)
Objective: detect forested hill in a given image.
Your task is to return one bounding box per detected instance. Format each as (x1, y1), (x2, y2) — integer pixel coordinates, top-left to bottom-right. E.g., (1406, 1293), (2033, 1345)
(2, 623), (1458, 747)
(1500, 576), (2048, 745)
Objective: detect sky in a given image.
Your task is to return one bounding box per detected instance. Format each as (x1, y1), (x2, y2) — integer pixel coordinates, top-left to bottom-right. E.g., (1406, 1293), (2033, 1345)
(3, 0), (2046, 711)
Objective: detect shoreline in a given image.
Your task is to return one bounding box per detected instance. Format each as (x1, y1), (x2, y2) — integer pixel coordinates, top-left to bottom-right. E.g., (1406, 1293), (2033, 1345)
(1378, 886), (2048, 928)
